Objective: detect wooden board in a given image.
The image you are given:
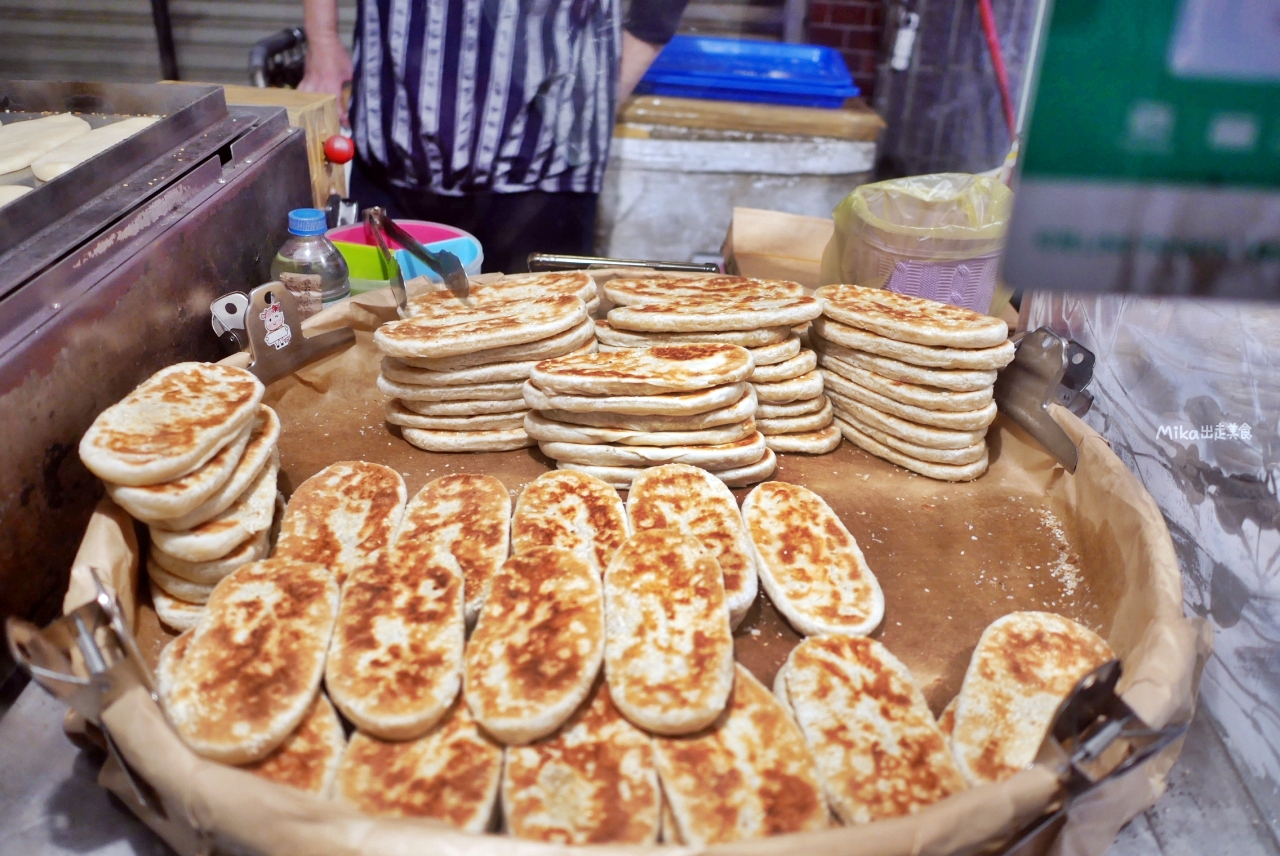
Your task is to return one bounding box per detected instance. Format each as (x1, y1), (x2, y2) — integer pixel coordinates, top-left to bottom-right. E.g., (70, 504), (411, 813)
(618, 95), (885, 141)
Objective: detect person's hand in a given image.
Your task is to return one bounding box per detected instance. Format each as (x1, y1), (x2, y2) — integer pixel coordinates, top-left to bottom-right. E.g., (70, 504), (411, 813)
(300, 39), (354, 125)
(618, 31), (663, 104)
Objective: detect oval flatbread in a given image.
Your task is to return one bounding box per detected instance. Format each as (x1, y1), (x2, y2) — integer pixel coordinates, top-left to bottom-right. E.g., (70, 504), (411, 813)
(531, 343), (753, 396)
(79, 362), (264, 486)
(835, 408), (986, 465)
(524, 380), (748, 416)
(834, 415), (991, 482)
(763, 425), (842, 454)
(608, 294), (822, 333)
(511, 470), (630, 573)
(820, 355), (994, 412)
(816, 284), (1009, 349)
(756, 395), (828, 419)
(780, 635), (968, 824)
(147, 455), (278, 562)
(148, 408), (282, 531)
(375, 293), (587, 359)
(560, 447), (777, 490)
(240, 693), (346, 796)
(749, 334), (803, 366)
(150, 526), (269, 587)
(742, 481), (884, 636)
(402, 397), (530, 416)
(538, 385), (756, 431)
(157, 558), (338, 764)
(812, 314), (1015, 369)
(398, 317), (597, 370)
(602, 529), (735, 735)
(627, 463), (758, 628)
(539, 431), (767, 470)
(336, 699), (503, 830)
(377, 373), (525, 402)
(749, 348), (816, 383)
(757, 398), (834, 435)
(401, 425), (534, 452)
(826, 391), (988, 450)
(503, 678), (660, 844)
(752, 369), (824, 404)
(524, 411), (756, 448)
(815, 338), (998, 392)
(274, 461), (407, 588)
(654, 665), (828, 845)
(385, 400), (527, 431)
(405, 271), (596, 314)
(464, 547), (604, 744)
(595, 319), (791, 348)
(822, 369), (997, 431)
(603, 275), (805, 306)
(950, 611), (1114, 784)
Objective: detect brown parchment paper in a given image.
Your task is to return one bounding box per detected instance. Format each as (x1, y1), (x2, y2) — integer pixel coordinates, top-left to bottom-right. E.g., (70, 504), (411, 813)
(62, 287), (1207, 856)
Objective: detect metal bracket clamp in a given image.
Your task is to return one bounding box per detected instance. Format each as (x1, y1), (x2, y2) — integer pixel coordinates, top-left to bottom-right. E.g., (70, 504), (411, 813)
(1003, 660), (1190, 855)
(993, 327), (1096, 473)
(214, 281), (355, 385)
(5, 571), (167, 817)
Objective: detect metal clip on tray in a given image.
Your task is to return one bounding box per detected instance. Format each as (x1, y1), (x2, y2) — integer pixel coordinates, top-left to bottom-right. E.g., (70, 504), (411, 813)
(1004, 660), (1189, 853)
(5, 572), (165, 818)
(210, 282), (355, 385)
(994, 327), (1096, 473)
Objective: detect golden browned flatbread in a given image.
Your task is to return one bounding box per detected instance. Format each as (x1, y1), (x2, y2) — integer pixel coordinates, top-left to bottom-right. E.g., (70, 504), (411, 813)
(240, 693), (346, 796)
(816, 284), (1009, 349)
(511, 470), (630, 573)
(531, 343), (754, 396)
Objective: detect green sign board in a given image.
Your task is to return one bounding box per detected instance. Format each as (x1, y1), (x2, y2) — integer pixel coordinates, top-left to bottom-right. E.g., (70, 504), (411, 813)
(1004, 0), (1280, 297)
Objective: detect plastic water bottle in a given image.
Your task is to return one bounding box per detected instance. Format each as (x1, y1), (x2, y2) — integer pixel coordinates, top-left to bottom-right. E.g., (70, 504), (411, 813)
(269, 208), (351, 317)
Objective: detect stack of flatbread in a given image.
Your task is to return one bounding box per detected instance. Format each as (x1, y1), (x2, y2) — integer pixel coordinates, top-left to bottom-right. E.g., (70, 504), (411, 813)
(78, 362), (281, 632)
(597, 276), (840, 454)
(813, 284), (1015, 481)
(373, 273), (598, 452)
(523, 343), (777, 489)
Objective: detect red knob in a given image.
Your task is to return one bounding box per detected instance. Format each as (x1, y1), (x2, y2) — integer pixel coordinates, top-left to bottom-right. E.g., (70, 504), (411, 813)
(324, 134), (355, 164)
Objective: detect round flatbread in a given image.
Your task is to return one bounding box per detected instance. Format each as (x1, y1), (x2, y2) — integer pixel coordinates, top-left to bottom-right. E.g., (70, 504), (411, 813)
(811, 315), (1015, 370)
(816, 284), (1009, 349)
(608, 295), (822, 334)
(378, 373), (526, 402)
(749, 349), (816, 383)
(385, 400), (528, 431)
(603, 275), (805, 307)
(523, 380), (749, 416)
(815, 339), (996, 393)
(835, 408), (987, 465)
(594, 319), (790, 348)
(821, 370), (997, 431)
(525, 412), (756, 448)
(835, 416), (990, 481)
(400, 425), (534, 452)
(79, 362), (264, 486)
(756, 395), (828, 420)
(531, 343), (753, 396)
(827, 390), (987, 449)
(538, 386), (757, 432)
(753, 369), (823, 404)
(402, 397), (530, 417)
(375, 293), (587, 359)
(539, 431), (767, 470)
(757, 399), (833, 435)
(820, 356), (993, 412)
(762, 425), (842, 454)
(398, 318), (596, 370)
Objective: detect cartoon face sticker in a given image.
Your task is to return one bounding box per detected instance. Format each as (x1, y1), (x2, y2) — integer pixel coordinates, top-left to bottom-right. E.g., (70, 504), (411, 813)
(259, 302), (292, 350)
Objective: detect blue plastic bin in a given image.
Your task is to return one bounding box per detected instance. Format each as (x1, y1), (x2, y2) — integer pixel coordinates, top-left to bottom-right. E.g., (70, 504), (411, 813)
(635, 36), (860, 108)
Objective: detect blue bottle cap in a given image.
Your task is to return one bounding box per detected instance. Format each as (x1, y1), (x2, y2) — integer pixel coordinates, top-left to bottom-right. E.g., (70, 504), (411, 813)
(287, 208), (329, 236)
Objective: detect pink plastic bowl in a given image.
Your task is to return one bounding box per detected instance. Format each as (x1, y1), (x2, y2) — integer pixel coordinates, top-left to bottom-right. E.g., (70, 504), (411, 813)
(326, 220), (471, 250)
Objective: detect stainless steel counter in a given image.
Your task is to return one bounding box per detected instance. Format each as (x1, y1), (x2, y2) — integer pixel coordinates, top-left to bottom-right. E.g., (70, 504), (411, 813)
(0, 678), (1275, 856)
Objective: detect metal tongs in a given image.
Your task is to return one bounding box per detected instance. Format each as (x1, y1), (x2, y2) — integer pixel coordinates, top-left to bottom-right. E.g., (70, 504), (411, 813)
(364, 207), (469, 310)
(993, 327), (1096, 473)
(6, 571), (166, 817)
(1004, 660), (1191, 853)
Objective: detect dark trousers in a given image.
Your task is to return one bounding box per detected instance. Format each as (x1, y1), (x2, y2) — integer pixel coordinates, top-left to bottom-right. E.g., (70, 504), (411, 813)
(349, 158), (598, 274)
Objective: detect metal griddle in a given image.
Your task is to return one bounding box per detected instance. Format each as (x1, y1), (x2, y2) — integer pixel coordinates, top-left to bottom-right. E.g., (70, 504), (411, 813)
(0, 79), (312, 683)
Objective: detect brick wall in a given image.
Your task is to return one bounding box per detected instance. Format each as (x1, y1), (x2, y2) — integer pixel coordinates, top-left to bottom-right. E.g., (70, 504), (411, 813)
(807, 0), (886, 99)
